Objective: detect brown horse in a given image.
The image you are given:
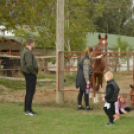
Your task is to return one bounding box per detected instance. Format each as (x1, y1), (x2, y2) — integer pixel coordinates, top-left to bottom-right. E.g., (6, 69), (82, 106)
(91, 34), (108, 95)
(129, 84), (134, 107)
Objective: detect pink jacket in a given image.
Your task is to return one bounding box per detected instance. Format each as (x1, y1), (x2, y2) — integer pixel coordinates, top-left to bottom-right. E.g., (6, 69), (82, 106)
(114, 96), (127, 113)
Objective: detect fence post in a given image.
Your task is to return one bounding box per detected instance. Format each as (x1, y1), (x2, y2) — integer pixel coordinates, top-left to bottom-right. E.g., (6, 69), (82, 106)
(118, 48), (120, 73)
(43, 58), (47, 74)
(106, 52), (109, 71)
(56, 0), (64, 104)
(0, 59), (1, 75)
(126, 47), (130, 72)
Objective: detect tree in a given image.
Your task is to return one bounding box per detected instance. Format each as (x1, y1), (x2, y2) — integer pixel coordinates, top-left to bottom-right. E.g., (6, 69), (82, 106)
(94, 0), (134, 36)
(112, 37), (133, 71)
(113, 37), (133, 55)
(0, 0), (104, 51)
(64, 0), (105, 52)
(0, 0), (56, 52)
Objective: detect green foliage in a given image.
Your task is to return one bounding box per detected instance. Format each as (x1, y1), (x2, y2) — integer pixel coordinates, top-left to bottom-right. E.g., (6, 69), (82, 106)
(0, 0), (56, 52)
(0, 79), (26, 90)
(64, 0), (105, 52)
(112, 37), (133, 71)
(113, 37), (133, 58)
(94, 0), (134, 36)
(0, 0), (104, 54)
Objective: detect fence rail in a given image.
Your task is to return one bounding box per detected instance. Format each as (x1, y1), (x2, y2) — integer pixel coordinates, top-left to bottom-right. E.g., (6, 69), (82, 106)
(0, 76), (56, 83)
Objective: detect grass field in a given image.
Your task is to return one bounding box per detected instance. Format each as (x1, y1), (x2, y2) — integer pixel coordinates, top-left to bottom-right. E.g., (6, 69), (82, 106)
(0, 102), (134, 134)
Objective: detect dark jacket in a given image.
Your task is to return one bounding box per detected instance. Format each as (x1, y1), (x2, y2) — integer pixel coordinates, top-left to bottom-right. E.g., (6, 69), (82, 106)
(105, 79), (120, 103)
(76, 55), (95, 90)
(20, 47), (38, 75)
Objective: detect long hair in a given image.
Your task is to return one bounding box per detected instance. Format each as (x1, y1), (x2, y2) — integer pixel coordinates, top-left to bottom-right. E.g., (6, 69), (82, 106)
(82, 47), (93, 59)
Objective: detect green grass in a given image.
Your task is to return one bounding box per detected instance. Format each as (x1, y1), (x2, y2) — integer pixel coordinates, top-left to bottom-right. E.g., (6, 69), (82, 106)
(0, 102), (134, 134)
(0, 79), (26, 90)
(0, 73), (77, 90)
(64, 74), (76, 87)
(37, 73), (56, 79)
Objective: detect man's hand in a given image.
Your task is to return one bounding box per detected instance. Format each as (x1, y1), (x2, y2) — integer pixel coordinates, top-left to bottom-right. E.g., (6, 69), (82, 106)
(87, 81), (90, 85)
(102, 97), (105, 102)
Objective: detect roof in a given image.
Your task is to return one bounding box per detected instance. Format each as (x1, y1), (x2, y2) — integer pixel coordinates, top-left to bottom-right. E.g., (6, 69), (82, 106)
(0, 25), (39, 44)
(86, 32), (134, 48)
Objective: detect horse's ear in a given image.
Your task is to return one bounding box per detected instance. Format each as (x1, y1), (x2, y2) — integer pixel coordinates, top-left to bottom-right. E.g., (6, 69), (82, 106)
(105, 34), (108, 39)
(130, 84), (133, 88)
(98, 34), (101, 39)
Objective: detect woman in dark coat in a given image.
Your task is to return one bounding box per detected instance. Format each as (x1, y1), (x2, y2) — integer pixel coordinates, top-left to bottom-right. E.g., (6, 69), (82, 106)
(76, 47), (103, 110)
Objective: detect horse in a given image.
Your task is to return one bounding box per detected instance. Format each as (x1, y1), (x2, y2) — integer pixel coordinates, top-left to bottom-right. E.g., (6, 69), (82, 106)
(129, 84), (134, 108)
(91, 34), (108, 96)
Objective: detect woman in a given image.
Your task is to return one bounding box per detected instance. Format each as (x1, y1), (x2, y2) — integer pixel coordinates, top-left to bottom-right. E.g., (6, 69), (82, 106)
(76, 47), (103, 110)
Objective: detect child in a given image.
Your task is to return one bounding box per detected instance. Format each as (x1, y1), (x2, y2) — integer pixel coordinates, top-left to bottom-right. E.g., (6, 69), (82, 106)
(114, 93), (131, 120)
(102, 71), (120, 126)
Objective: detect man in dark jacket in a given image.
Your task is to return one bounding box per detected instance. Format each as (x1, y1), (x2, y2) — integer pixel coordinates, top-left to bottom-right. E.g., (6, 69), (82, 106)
(102, 71), (120, 126)
(20, 39), (38, 115)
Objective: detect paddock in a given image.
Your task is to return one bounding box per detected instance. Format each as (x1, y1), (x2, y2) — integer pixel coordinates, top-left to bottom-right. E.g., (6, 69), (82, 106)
(0, 50), (134, 107)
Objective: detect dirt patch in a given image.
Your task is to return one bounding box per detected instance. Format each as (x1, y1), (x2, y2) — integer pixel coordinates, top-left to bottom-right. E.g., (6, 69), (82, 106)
(0, 74), (133, 108)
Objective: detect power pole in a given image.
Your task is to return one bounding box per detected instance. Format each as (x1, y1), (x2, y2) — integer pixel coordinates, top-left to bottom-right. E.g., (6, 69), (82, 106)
(56, 0), (64, 104)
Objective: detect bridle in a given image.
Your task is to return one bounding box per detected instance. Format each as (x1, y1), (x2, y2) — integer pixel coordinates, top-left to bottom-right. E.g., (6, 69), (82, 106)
(98, 43), (108, 52)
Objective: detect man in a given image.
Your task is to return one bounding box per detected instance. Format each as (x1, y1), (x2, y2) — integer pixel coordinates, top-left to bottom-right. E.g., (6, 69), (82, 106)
(20, 39), (38, 115)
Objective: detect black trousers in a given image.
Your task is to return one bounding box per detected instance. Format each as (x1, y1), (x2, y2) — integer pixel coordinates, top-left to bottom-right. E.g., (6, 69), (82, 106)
(24, 74), (37, 111)
(103, 103), (115, 123)
(78, 88), (89, 107)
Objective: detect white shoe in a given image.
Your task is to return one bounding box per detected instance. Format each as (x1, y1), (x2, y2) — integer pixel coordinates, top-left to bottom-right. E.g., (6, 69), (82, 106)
(24, 111), (34, 116)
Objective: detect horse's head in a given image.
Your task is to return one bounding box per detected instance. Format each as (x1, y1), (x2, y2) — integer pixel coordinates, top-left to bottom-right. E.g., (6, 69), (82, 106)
(97, 34), (108, 55)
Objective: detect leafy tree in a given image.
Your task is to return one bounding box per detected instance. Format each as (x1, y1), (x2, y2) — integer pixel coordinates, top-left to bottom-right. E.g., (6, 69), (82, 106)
(64, 0), (105, 53)
(94, 0), (134, 36)
(113, 37), (133, 55)
(0, 0), (56, 52)
(112, 37), (133, 71)
(0, 0), (104, 53)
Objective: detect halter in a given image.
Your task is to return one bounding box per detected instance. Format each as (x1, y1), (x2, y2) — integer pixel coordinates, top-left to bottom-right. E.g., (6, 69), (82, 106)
(98, 43), (108, 51)
(98, 46), (108, 51)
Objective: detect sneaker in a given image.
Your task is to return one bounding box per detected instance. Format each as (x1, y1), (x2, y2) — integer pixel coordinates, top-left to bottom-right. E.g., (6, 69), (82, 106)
(85, 107), (93, 110)
(24, 111), (34, 116)
(113, 118), (117, 121)
(31, 110), (38, 115)
(77, 106), (84, 110)
(105, 122), (114, 126)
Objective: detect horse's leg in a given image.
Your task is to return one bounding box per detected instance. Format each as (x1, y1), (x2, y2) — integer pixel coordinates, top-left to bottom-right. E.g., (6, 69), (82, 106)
(90, 75), (95, 98)
(95, 74), (102, 92)
(92, 74), (99, 103)
(100, 74), (103, 88)
(94, 74), (98, 93)
(92, 74), (96, 97)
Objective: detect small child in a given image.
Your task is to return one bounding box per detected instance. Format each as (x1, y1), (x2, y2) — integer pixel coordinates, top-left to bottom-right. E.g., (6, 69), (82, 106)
(114, 93), (131, 120)
(102, 71), (120, 126)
